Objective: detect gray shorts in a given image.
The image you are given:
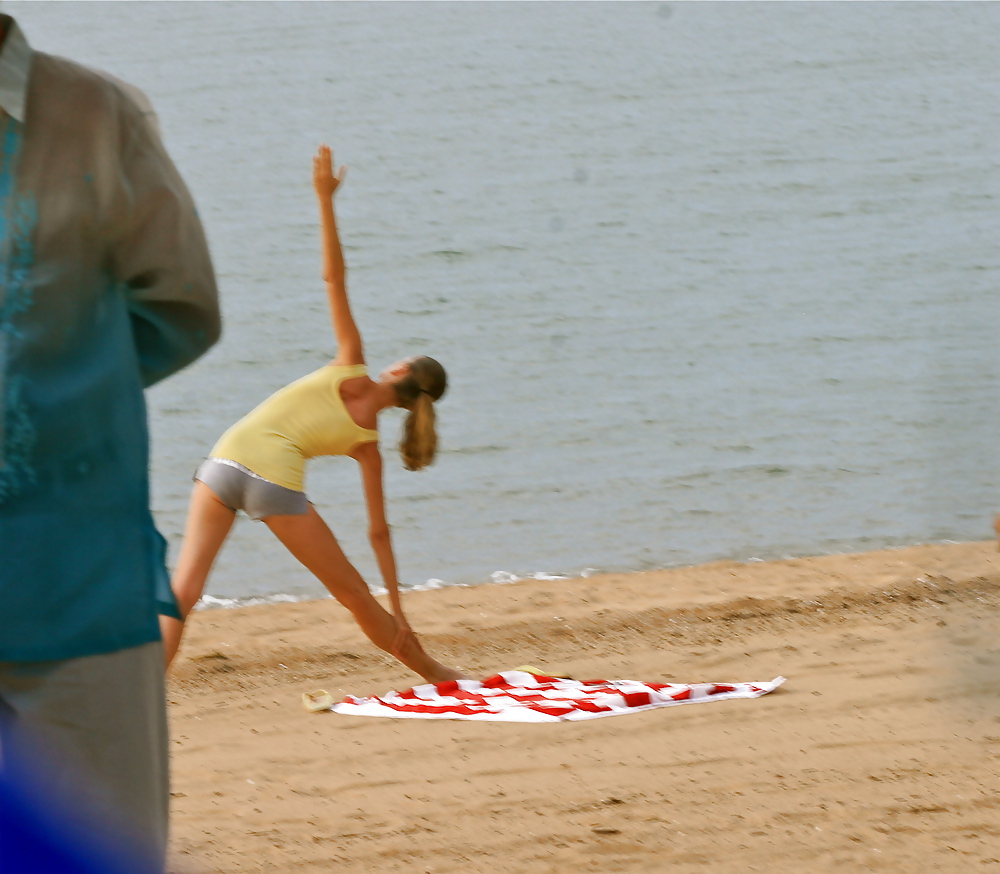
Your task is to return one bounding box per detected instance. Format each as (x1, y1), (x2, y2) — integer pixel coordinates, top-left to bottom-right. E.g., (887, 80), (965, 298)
(195, 458), (309, 520)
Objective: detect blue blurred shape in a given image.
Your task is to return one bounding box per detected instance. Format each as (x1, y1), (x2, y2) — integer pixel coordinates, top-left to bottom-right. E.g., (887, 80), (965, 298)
(0, 771), (160, 874)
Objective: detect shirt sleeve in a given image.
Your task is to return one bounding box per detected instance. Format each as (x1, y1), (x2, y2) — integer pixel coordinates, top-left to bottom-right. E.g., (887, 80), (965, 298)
(107, 83), (221, 388)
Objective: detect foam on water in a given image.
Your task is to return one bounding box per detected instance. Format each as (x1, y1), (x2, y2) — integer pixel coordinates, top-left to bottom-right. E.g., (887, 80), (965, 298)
(193, 568), (589, 611)
(196, 593), (304, 612)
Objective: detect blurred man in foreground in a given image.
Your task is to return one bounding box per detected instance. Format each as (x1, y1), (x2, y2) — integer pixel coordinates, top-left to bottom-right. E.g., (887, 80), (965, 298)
(0, 13), (219, 868)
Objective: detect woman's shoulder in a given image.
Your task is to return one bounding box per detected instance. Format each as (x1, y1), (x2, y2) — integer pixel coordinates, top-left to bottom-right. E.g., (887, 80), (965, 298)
(326, 362), (368, 375)
(324, 363), (369, 394)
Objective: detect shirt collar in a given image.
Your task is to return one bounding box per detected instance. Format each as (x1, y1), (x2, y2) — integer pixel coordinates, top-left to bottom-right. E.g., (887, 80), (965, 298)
(0, 15), (32, 123)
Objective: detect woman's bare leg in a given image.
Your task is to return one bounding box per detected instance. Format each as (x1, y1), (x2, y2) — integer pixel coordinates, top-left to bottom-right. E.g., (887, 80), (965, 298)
(265, 505), (463, 683)
(161, 482), (237, 669)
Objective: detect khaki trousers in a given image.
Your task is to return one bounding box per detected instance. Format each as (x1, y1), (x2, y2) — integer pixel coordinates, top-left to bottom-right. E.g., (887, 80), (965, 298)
(0, 641), (169, 871)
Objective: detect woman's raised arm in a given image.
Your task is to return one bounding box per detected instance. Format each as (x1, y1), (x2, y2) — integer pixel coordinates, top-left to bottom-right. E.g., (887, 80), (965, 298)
(313, 144), (363, 365)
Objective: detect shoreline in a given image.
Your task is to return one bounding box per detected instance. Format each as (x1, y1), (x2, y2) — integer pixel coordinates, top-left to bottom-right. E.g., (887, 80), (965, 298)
(168, 541), (1000, 872)
(189, 537), (991, 614)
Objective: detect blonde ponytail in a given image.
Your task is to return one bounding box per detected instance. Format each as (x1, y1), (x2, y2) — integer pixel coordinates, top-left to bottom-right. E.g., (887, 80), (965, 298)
(401, 392), (437, 471)
(393, 356), (447, 471)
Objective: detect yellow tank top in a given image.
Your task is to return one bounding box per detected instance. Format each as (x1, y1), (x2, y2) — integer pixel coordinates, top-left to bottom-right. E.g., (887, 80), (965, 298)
(210, 364), (379, 491)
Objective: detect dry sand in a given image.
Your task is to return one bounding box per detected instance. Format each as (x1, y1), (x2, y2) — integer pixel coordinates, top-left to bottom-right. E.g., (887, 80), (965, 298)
(167, 542), (1000, 873)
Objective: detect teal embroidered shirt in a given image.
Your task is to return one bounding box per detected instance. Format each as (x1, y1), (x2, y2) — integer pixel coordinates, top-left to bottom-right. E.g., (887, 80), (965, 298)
(0, 16), (220, 660)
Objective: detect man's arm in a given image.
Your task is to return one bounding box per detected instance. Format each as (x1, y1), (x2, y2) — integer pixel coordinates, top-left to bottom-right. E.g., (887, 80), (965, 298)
(108, 85), (221, 387)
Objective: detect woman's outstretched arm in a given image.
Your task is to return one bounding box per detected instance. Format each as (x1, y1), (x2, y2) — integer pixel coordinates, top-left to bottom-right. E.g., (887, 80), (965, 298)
(313, 144), (363, 365)
(354, 442), (409, 631)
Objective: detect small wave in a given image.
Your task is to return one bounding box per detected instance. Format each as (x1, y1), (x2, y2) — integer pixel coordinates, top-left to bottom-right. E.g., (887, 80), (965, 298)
(415, 569), (584, 588)
(195, 593), (313, 611)
(192, 567), (603, 611)
(405, 578), (470, 593)
(488, 570), (576, 584)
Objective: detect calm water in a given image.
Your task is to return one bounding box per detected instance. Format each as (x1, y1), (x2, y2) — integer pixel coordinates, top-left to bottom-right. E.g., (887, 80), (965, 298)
(9, 2), (1000, 604)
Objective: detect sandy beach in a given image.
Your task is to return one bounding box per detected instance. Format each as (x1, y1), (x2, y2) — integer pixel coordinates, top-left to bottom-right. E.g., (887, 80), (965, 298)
(167, 542), (1000, 873)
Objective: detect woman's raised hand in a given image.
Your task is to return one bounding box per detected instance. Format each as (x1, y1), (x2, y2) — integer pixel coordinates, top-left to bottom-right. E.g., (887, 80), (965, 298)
(313, 144), (346, 200)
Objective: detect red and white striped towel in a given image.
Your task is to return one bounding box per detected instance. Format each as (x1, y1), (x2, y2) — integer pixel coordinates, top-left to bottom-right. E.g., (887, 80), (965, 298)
(308, 670), (785, 723)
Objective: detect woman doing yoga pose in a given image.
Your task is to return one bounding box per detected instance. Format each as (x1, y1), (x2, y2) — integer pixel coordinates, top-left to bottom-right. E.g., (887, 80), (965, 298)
(160, 145), (464, 683)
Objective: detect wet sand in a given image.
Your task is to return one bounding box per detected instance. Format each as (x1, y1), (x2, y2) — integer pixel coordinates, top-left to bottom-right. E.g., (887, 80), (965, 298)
(168, 542), (1000, 873)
